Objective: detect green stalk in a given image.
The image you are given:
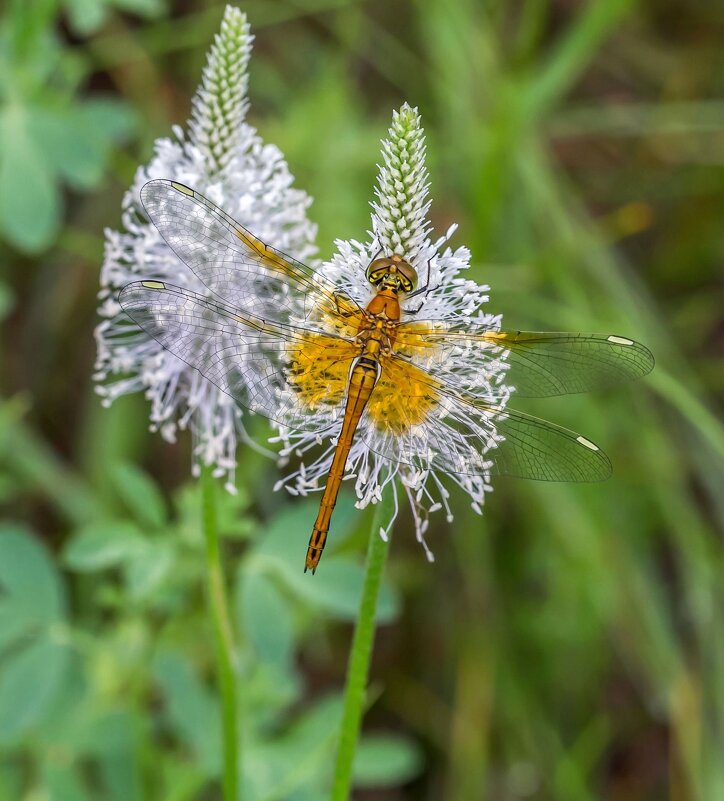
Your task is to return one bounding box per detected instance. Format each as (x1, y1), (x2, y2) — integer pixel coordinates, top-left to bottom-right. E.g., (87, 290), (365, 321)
(331, 489), (394, 801)
(201, 466), (239, 801)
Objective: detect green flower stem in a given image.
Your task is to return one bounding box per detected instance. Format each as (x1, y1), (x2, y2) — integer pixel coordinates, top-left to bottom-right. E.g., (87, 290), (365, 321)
(331, 490), (394, 801)
(201, 466), (239, 801)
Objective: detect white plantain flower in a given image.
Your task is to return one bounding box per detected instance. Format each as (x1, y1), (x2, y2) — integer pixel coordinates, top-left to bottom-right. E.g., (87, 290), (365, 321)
(276, 104), (512, 560)
(94, 6), (316, 491)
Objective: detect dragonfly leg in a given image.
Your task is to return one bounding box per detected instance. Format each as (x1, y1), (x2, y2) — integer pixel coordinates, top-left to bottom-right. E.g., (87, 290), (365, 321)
(361, 243), (384, 284)
(402, 255), (436, 313)
(333, 291), (361, 319)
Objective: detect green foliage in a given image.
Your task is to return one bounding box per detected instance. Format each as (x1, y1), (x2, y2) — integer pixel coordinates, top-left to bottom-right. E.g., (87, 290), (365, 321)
(0, 524), (72, 744)
(247, 499), (399, 622)
(64, 520), (146, 571)
(110, 462), (168, 528)
(353, 734), (424, 787)
(0, 1), (138, 252)
(0, 470), (409, 798)
(1, 1), (723, 800)
(63, 0), (165, 37)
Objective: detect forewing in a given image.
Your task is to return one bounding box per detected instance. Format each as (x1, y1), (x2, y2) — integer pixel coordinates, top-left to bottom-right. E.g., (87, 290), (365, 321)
(140, 179), (363, 327)
(361, 354), (611, 482)
(396, 321), (654, 397)
(118, 281), (357, 432)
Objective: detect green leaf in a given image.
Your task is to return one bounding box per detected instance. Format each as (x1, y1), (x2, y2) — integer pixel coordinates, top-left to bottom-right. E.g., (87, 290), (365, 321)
(353, 734), (424, 788)
(0, 90), (135, 251)
(64, 0), (109, 36)
(277, 555), (399, 622)
(0, 601), (34, 651)
(78, 708), (138, 757)
(248, 695), (343, 798)
(242, 658), (301, 722)
(63, 520), (145, 572)
(0, 523), (65, 627)
(0, 637), (72, 745)
(251, 498), (398, 621)
(64, 0), (164, 35)
(30, 101), (136, 191)
(256, 494), (358, 563)
(0, 106), (60, 252)
(110, 462), (167, 529)
(86, 710), (143, 801)
(82, 97), (137, 143)
(123, 541), (174, 599)
(29, 650), (90, 750)
(153, 651), (220, 774)
(29, 105), (105, 191)
(238, 570), (294, 670)
(255, 501), (317, 560)
(43, 763), (92, 801)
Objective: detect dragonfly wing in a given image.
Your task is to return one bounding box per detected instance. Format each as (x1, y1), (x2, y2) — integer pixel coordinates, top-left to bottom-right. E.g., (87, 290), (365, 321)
(119, 281), (358, 432)
(140, 179), (363, 326)
(395, 321), (654, 397)
(360, 354), (611, 481)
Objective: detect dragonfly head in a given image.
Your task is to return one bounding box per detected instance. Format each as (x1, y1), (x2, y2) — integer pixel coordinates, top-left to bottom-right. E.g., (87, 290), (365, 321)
(366, 254), (418, 293)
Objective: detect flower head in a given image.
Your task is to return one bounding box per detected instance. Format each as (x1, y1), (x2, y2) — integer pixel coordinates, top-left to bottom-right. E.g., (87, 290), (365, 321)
(94, 6), (316, 491)
(276, 104), (512, 559)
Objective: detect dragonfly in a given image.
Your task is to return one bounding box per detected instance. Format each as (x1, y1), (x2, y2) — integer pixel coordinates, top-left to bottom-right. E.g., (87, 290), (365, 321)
(119, 180), (654, 573)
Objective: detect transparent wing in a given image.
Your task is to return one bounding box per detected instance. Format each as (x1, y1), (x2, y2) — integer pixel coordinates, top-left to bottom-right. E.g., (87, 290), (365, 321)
(118, 280), (358, 431)
(361, 354), (612, 481)
(395, 321), (654, 397)
(140, 179), (364, 326)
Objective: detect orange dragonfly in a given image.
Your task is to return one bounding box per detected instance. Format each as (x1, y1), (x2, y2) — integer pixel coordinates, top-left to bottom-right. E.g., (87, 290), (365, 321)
(119, 180), (654, 573)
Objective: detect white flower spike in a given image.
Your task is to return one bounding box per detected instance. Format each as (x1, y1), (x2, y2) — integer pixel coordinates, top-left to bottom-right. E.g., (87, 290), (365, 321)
(94, 6), (316, 491)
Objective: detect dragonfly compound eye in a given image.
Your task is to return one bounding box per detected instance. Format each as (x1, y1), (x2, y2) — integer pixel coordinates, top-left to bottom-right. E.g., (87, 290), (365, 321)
(366, 257), (418, 292)
(395, 259), (418, 292)
(366, 257), (395, 285)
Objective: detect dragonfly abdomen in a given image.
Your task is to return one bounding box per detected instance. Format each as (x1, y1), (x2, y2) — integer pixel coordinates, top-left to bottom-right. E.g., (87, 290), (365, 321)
(304, 355), (381, 573)
(305, 290), (399, 572)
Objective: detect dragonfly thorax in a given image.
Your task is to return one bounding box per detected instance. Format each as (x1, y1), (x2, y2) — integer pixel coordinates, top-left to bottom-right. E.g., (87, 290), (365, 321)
(366, 254), (417, 293)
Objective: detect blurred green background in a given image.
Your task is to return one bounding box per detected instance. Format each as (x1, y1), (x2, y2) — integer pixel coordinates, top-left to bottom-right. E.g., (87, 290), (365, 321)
(1, 1), (723, 799)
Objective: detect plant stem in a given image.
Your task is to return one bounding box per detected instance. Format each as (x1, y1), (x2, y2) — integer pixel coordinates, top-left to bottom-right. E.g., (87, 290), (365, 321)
(331, 489), (394, 801)
(201, 466), (239, 801)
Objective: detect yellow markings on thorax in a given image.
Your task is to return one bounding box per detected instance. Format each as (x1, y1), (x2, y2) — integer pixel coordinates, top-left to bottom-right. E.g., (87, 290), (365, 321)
(141, 280), (166, 289)
(607, 335), (634, 346)
(576, 435), (599, 451)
